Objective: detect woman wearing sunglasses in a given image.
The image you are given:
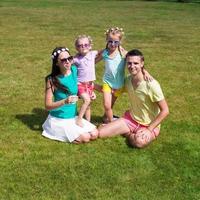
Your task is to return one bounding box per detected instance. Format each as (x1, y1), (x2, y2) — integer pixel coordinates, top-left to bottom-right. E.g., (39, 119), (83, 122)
(42, 47), (98, 144)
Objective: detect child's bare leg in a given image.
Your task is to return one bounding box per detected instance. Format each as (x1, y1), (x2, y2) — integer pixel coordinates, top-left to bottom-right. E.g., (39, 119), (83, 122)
(102, 93), (118, 123)
(98, 118), (130, 138)
(85, 105), (91, 121)
(111, 94), (117, 109)
(103, 92), (113, 123)
(76, 93), (91, 127)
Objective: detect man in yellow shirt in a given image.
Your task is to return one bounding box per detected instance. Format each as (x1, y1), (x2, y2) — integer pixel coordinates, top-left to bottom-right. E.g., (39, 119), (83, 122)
(98, 49), (169, 148)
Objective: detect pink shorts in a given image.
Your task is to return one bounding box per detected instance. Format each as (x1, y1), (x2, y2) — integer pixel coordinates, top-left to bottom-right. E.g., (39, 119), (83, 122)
(78, 82), (94, 98)
(122, 111), (160, 137)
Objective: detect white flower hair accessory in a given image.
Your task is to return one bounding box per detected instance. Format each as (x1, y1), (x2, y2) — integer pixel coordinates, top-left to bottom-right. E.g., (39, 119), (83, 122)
(75, 35), (93, 47)
(104, 27), (125, 38)
(51, 47), (69, 59)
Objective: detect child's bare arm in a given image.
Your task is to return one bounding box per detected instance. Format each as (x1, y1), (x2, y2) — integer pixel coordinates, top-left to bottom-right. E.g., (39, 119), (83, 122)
(119, 46), (127, 57)
(142, 68), (154, 81)
(95, 49), (104, 63)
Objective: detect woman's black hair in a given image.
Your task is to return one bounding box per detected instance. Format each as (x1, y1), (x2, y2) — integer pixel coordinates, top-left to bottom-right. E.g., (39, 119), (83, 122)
(45, 47), (70, 93)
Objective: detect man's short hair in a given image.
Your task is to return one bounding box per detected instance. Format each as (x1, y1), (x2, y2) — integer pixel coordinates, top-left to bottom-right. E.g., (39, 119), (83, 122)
(126, 49), (144, 61)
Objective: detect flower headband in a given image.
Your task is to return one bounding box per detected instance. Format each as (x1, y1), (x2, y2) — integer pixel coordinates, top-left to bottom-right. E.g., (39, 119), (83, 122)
(75, 35), (93, 46)
(104, 27), (124, 36)
(51, 48), (69, 59)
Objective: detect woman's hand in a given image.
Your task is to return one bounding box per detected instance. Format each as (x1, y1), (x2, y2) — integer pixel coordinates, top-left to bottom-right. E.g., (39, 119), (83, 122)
(65, 95), (78, 104)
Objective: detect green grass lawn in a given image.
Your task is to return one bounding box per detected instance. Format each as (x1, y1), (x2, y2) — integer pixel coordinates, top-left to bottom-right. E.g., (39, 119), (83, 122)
(0, 0), (200, 199)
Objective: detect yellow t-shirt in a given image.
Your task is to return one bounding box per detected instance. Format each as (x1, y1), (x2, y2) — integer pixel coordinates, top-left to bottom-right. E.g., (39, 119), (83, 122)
(125, 75), (164, 126)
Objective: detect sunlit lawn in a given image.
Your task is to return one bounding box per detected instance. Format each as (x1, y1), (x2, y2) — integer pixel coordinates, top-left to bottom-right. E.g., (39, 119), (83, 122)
(0, 0), (200, 199)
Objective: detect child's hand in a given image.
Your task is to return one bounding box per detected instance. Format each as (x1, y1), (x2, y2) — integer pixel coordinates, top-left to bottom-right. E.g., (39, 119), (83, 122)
(119, 46), (127, 57)
(91, 92), (96, 100)
(76, 118), (84, 127)
(143, 69), (153, 82)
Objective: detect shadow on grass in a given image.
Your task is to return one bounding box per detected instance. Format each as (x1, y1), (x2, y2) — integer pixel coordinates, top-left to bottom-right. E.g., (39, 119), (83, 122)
(91, 115), (103, 125)
(16, 108), (48, 131)
(16, 110), (103, 131)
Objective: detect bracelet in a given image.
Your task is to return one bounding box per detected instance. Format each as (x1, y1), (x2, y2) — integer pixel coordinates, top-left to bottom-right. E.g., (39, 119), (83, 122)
(63, 99), (66, 105)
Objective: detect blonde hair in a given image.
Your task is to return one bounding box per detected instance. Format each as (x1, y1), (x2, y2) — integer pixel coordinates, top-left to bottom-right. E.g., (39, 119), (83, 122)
(75, 35), (93, 47)
(105, 27), (124, 40)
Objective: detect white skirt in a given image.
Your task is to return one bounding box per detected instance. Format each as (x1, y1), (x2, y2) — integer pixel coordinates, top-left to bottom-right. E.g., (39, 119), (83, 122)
(42, 115), (96, 143)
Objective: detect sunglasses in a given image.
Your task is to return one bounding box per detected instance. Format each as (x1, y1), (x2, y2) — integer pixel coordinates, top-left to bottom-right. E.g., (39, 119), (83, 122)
(107, 40), (120, 46)
(77, 43), (90, 48)
(60, 56), (73, 63)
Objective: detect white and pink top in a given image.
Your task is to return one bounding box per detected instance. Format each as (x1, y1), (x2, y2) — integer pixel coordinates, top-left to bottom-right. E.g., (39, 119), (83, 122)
(73, 50), (98, 83)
